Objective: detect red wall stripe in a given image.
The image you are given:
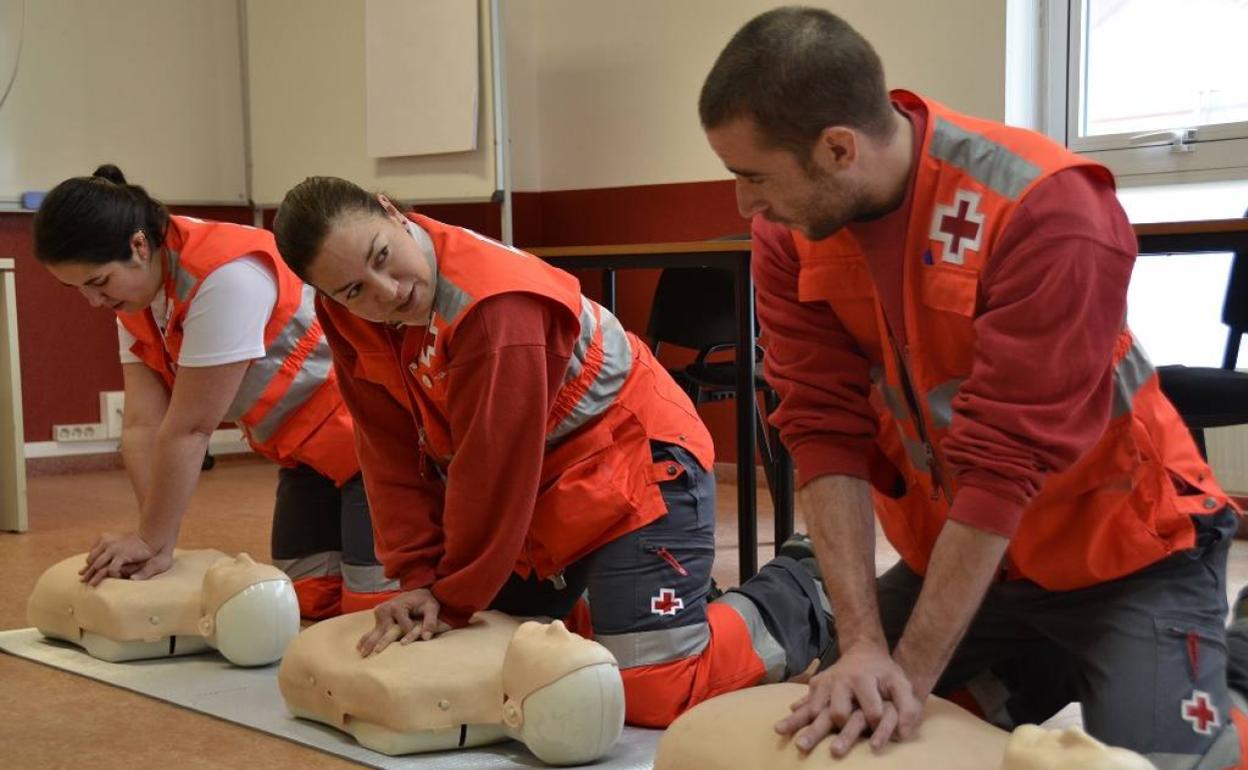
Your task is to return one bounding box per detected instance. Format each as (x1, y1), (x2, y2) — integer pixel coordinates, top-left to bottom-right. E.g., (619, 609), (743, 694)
(8, 182), (756, 463)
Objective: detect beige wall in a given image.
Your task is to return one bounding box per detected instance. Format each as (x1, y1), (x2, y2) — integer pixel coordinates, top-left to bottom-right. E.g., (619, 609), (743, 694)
(0, 1), (1008, 200)
(522, 0), (1007, 192)
(246, 0), (499, 206)
(502, 0), (542, 193)
(0, 0), (246, 202)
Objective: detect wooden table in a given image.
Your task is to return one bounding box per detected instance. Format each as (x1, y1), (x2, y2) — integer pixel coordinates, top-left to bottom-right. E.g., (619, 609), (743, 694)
(528, 241), (784, 582)
(0, 258), (27, 532)
(529, 218), (1247, 582)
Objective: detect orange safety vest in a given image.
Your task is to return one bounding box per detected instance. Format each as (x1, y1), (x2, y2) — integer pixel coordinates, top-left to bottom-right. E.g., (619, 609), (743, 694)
(792, 91), (1228, 590)
(117, 216), (359, 485)
(318, 215), (715, 580)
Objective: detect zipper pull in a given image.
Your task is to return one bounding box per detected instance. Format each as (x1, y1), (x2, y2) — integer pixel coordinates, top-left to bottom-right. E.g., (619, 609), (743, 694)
(655, 547), (689, 576)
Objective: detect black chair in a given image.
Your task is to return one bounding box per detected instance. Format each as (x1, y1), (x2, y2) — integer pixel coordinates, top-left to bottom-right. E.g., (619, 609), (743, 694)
(646, 266), (795, 550)
(1156, 208), (1248, 458)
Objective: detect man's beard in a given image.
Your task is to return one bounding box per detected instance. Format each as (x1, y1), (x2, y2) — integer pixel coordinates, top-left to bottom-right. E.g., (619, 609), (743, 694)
(796, 167), (864, 241)
(803, 213), (850, 241)
(803, 178), (903, 241)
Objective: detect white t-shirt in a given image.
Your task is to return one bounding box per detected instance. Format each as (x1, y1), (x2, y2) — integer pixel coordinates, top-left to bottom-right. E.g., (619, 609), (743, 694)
(118, 255), (278, 368)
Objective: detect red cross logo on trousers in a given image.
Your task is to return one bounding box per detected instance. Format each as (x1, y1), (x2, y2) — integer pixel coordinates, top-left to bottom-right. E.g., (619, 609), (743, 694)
(929, 188), (984, 265)
(651, 588), (684, 616)
(1181, 689), (1220, 735)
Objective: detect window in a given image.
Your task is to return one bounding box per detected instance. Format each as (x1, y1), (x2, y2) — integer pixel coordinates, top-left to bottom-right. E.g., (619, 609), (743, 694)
(1127, 251), (1234, 366)
(1065, 0), (1248, 181)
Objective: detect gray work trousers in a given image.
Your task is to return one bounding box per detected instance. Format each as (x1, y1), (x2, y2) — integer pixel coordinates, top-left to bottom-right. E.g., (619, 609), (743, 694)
(875, 507), (1242, 770)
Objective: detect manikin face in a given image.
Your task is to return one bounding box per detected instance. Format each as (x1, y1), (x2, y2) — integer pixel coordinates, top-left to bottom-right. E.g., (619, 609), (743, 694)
(512, 618), (578, 652)
(1001, 725), (1154, 770)
(305, 196), (437, 326)
(44, 231), (165, 313)
(705, 116), (866, 241)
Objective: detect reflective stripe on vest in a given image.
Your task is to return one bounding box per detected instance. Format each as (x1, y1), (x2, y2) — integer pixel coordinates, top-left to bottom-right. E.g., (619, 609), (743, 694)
(918, 336), (1155, 432)
(928, 378), (967, 431)
(422, 221), (475, 325)
(1111, 337), (1155, 419)
(199, 279), (335, 445)
(594, 622), (711, 669)
(166, 248), (198, 303)
(872, 365), (931, 474)
(548, 295), (634, 443)
(166, 245), (337, 444)
(717, 592), (787, 684)
(251, 335), (332, 443)
(420, 261), (632, 445)
(871, 364), (913, 424)
(929, 118), (1043, 201)
(224, 284), (325, 423)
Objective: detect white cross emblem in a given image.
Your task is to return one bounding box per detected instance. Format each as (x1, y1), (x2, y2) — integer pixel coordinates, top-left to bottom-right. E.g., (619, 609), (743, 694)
(1181, 689), (1221, 736)
(930, 188), (985, 265)
(650, 587), (684, 616)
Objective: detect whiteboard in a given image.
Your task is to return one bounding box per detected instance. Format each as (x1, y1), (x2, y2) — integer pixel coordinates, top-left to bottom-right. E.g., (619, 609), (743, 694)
(0, 0), (247, 204)
(246, 0), (497, 207)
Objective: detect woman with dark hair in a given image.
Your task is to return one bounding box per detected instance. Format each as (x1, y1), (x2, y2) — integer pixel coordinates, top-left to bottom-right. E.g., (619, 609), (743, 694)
(33, 165), (397, 619)
(271, 176), (832, 727)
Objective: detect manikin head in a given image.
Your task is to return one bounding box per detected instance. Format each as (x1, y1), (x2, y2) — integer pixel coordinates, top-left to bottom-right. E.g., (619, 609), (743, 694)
(198, 554), (300, 667)
(1001, 725), (1154, 770)
(500, 620), (625, 765)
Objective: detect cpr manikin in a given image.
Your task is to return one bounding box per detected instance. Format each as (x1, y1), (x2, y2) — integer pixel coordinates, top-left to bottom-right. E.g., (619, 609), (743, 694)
(653, 683), (1152, 770)
(27, 550), (300, 666)
(1000, 724), (1154, 770)
(278, 611), (625, 765)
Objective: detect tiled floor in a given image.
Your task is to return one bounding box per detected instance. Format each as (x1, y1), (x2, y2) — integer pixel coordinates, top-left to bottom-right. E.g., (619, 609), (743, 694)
(3, 457), (1248, 768)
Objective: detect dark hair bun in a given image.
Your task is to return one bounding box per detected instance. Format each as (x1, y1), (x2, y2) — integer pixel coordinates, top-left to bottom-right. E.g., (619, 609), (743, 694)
(91, 164), (128, 185)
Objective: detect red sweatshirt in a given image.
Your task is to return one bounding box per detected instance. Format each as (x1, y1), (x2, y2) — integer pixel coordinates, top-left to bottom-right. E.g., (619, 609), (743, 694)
(329, 292), (576, 626)
(753, 105), (1139, 538)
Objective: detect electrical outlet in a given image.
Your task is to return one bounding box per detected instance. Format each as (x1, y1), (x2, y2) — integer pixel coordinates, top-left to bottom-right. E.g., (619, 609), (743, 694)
(100, 391), (125, 439)
(53, 423), (108, 442)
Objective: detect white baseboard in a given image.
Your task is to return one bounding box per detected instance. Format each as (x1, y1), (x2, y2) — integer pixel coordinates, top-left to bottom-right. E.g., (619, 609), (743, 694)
(24, 428), (252, 460)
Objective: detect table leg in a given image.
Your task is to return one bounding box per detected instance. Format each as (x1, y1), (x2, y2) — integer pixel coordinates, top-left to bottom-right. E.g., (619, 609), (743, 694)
(601, 269), (617, 314)
(734, 253), (757, 582)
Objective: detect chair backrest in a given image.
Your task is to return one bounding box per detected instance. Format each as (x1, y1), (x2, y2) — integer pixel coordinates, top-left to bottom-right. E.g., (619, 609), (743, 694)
(646, 267), (742, 351)
(1219, 206), (1248, 369)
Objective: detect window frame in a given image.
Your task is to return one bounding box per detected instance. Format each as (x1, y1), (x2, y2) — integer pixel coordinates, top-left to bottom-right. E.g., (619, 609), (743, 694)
(1055, 0), (1248, 182)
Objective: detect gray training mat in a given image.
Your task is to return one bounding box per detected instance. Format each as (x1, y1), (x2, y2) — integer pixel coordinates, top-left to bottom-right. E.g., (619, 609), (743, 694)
(0, 628), (660, 769)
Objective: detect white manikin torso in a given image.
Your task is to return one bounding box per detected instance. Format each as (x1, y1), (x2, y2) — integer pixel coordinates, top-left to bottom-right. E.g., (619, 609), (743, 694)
(27, 550), (299, 666)
(278, 611), (625, 765)
(654, 683), (1154, 770)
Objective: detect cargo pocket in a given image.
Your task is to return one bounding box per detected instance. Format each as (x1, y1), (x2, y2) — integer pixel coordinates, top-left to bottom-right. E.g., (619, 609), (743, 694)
(1153, 614), (1232, 754)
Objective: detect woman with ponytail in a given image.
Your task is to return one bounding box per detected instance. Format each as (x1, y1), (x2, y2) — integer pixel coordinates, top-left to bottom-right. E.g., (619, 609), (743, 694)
(31, 166), (398, 619)
(270, 176), (833, 727)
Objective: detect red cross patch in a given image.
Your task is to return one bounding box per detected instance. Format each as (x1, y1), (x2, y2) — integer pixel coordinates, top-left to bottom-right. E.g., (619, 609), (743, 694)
(1181, 689), (1220, 735)
(650, 587), (684, 616)
(929, 189), (984, 265)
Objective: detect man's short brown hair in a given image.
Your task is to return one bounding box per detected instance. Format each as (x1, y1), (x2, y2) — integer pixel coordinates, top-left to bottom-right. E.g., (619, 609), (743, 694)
(699, 7), (894, 157)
